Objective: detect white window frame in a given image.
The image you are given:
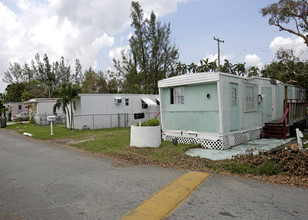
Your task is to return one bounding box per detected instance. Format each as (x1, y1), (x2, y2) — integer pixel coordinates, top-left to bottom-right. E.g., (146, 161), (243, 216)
(244, 83), (257, 112)
(171, 86), (184, 104)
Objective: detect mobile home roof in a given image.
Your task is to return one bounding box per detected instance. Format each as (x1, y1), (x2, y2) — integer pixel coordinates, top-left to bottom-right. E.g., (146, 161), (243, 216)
(158, 72), (220, 88)
(157, 72), (294, 88)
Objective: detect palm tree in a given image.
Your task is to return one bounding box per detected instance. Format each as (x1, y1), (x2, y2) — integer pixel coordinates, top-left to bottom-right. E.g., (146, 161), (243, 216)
(233, 63), (246, 76)
(198, 59), (210, 72)
(53, 82), (80, 129)
(247, 66), (260, 77)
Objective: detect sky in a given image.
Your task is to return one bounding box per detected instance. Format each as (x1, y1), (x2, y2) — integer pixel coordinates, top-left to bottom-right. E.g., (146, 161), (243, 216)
(0, 0), (307, 93)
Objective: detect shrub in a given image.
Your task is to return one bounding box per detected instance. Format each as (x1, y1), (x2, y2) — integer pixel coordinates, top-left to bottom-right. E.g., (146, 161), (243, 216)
(137, 118), (160, 126)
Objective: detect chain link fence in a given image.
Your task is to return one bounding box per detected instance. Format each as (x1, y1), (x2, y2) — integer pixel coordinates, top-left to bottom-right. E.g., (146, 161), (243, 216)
(33, 114), (66, 126)
(73, 112), (159, 130)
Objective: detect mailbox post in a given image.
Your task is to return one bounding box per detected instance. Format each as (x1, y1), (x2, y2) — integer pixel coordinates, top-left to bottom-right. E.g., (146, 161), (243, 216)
(47, 116), (56, 135)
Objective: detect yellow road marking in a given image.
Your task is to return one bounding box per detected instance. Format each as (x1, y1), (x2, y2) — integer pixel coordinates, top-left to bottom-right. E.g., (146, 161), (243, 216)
(120, 171), (210, 220)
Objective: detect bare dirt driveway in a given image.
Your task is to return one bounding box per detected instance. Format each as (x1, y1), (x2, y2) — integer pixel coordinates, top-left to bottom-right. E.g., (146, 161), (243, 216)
(0, 129), (307, 220)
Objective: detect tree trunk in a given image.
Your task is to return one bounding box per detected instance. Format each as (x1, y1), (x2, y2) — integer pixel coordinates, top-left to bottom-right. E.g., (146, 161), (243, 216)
(70, 103), (73, 130)
(66, 106), (71, 129)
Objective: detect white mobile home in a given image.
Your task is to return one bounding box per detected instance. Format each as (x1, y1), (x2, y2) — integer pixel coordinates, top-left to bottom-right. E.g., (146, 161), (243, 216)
(72, 94), (160, 129)
(24, 98), (64, 124)
(158, 72), (306, 150)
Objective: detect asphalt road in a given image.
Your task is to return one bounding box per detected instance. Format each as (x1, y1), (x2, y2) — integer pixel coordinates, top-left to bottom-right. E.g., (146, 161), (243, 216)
(0, 129), (307, 220)
(168, 174), (308, 220)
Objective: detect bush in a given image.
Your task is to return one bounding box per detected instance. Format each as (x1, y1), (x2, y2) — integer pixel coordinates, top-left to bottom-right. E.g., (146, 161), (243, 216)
(137, 118), (160, 126)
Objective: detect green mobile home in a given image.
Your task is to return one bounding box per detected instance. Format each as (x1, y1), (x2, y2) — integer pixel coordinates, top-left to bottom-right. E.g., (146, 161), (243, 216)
(158, 72), (306, 149)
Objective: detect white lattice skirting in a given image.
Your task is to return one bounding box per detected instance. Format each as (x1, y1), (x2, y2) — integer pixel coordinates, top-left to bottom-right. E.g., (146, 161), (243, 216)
(163, 129), (261, 150)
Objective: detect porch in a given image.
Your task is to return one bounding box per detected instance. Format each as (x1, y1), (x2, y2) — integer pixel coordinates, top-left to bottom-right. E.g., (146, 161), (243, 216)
(262, 99), (307, 139)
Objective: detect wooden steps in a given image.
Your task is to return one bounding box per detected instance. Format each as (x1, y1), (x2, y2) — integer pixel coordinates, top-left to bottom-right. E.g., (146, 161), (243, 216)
(262, 107), (289, 139)
(262, 100), (307, 140)
(262, 123), (285, 139)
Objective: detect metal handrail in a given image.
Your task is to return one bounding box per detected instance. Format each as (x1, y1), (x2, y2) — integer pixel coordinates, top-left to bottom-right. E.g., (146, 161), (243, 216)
(280, 107), (289, 124)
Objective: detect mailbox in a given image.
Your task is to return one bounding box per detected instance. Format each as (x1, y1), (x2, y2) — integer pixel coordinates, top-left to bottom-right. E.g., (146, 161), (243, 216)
(47, 115), (56, 121)
(47, 116), (56, 136)
(134, 113), (144, 120)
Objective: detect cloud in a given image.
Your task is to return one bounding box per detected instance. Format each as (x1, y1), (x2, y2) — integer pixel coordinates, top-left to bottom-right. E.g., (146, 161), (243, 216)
(139, 0), (189, 17)
(204, 53), (233, 63)
(17, 0), (31, 11)
(50, 0), (189, 34)
(108, 45), (130, 61)
(127, 32), (133, 40)
(269, 36), (308, 60)
(49, 0), (131, 35)
(0, 0), (189, 92)
(244, 54), (263, 69)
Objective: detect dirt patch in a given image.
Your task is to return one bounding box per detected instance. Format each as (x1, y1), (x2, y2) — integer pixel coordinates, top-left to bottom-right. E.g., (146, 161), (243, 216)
(247, 174), (308, 188)
(48, 138), (95, 145)
(112, 160), (134, 168)
(51, 138), (75, 145)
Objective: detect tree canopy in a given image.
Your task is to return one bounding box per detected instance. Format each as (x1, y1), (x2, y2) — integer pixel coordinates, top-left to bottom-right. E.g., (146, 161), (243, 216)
(261, 0), (308, 46)
(262, 48), (308, 88)
(174, 59), (250, 77)
(113, 1), (179, 94)
(81, 68), (109, 93)
(3, 54), (84, 102)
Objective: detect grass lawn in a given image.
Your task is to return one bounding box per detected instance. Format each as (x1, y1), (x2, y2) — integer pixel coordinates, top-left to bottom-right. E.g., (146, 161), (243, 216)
(6, 123), (203, 169)
(5, 123), (308, 187)
(7, 123), (80, 139)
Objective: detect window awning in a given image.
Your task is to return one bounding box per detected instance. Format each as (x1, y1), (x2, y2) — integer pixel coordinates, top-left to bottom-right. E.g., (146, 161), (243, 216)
(114, 97), (122, 100)
(141, 98), (157, 106)
(156, 97), (160, 102)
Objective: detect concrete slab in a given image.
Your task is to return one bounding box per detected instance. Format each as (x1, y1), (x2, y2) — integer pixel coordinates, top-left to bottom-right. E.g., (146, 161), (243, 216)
(185, 138), (293, 160)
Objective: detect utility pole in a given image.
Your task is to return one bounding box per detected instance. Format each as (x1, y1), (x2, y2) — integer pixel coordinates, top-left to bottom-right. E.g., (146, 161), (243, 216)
(213, 37), (224, 71)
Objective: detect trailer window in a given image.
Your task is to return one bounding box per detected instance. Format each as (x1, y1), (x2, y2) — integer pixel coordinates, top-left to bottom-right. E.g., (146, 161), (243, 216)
(244, 84), (257, 112)
(232, 88), (237, 106)
(142, 100), (148, 109)
(171, 87), (184, 104)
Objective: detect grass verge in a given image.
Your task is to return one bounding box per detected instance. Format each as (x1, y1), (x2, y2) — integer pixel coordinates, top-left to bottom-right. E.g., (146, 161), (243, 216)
(220, 160), (283, 176)
(5, 124), (308, 187)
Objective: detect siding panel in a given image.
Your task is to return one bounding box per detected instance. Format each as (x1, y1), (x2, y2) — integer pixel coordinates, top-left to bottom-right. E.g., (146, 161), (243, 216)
(162, 83), (219, 132)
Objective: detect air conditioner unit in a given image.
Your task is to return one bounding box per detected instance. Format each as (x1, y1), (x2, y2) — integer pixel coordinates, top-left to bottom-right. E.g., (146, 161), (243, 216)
(115, 98), (122, 104)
